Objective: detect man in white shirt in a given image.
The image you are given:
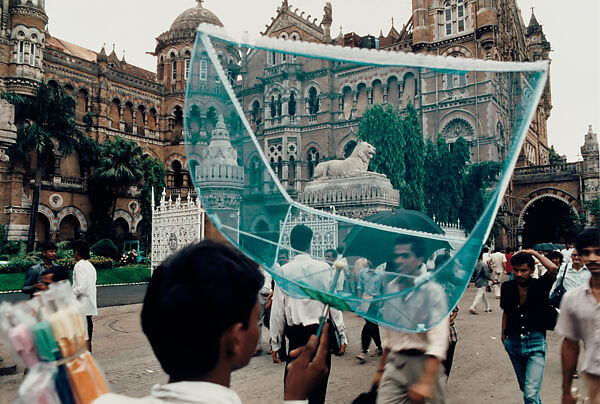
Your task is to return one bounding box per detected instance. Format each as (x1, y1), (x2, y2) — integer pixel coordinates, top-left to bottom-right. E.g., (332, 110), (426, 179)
(487, 249), (507, 298)
(71, 239), (97, 352)
(372, 236), (449, 404)
(94, 240), (330, 404)
(270, 225), (346, 404)
(561, 242), (574, 265)
(550, 249), (590, 296)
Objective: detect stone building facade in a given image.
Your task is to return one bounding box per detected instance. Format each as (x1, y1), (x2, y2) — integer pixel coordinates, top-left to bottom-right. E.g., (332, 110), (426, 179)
(0, 0), (563, 245)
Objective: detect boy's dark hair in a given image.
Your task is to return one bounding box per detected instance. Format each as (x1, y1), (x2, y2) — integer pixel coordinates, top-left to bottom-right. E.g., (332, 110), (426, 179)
(336, 245), (344, 255)
(546, 250), (563, 264)
(510, 252), (535, 270)
(290, 225), (313, 252)
(505, 247), (513, 254)
(141, 240), (263, 380)
(324, 248), (338, 259)
(42, 242), (58, 252)
(71, 239), (91, 260)
(42, 266), (70, 282)
(576, 227), (600, 253)
(483, 246), (489, 253)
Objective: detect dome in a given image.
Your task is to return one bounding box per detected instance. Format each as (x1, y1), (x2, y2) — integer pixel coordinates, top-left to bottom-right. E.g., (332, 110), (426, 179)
(170, 1), (224, 31)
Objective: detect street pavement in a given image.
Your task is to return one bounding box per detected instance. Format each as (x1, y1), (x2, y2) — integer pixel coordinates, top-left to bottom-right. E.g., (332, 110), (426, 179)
(0, 283), (148, 307)
(0, 285), (584, 403)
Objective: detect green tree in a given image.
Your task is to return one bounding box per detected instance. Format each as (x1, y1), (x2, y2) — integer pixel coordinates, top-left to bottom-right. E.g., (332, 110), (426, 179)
(399, 103), (425, 211)
(91, 136), (143, 236)
(584, 197), (600, 226)
(358, 104), (405, 196)
(138, 156), (166, 253)
(548, 145), (565, 165)
(423, 138), (439, 217)
(458, 161), (503, 231)
(3, 82), (84, 252)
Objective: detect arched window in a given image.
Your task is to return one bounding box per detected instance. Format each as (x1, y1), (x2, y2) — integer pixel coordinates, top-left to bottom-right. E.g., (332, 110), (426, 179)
(123, 102), (134, 133)
(76, 89), (88, 122)
(136, 105), (145, 136)
(110, 99), (120, 130)
(444, 1), (452, 35)
(18, 40), (24, 63)
(308, 87), (319, 115)
(288, 156), (296, 184)
(307, 147), (320, 179)
(172, 61), (177, 80)
(184, 50), (191, 80)
(29, 43), (36, 66)
(457, 0), (465, 32)
(148, 108), (157, 131)
(200, 59), (207, 81)
(251, 100), (261, 124)
(172, 160), (183, 188)
(172, 106), (183, 143)
(343, 140), (357, 158)
(288, 92), (296, 116)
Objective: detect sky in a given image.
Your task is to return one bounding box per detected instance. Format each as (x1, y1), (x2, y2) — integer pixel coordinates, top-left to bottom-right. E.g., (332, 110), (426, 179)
(45, 0), (599, 162)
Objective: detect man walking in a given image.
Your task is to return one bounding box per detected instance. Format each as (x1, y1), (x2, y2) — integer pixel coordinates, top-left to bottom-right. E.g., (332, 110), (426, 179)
(551, 248), (590, 296)
(500, 249), (558, 404)
(469, 251), (492, 314)
(270, 225), (346, 404)
(557, 227), (600, 404)
(488, 249), (507, 298)
(356, 258), (384, 362)
(71, 239), (97, 352)
(22, 242), (58, 298)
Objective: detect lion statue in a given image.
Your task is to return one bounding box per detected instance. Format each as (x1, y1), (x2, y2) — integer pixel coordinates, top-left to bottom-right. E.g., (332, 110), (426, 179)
(313, 140), (376, 180)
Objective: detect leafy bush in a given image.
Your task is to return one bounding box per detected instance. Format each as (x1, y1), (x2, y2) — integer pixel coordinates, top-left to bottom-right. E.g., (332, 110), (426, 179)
(91, 239), (118, 259)
(0, 258), (37, 274)
(3, 241), (23, 256)
(55, 256), (114, 270)
(55, 241), (73, 260)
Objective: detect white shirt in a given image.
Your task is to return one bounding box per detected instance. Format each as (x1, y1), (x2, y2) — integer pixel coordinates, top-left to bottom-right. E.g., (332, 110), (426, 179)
(561, 248), (574, 264)
(72, 259), (98, 316)
(487, 252), (507, 274)
(93, 381), (308, 404)
(550, 264), (590, 294)
(270, 254), (347, 351)
(556, 281), (600, 376)
(259, 266), (273, 295)
(381, 317), (450, 360)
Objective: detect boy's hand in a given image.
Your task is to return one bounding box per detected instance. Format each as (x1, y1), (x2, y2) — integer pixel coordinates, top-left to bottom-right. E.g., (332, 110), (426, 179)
(407, 380), (435, 402)
(284, 323), (329, 400)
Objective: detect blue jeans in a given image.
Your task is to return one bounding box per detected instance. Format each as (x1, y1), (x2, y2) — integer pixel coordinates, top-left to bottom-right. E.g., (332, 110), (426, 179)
(504, 332), (547, 404)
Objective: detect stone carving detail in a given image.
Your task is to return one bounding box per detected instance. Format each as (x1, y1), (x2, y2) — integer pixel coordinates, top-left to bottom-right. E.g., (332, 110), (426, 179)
(313, 140), (375, 180)
(151, 188), (205, 270)
(0, 99), (16, 133)
(442, 118), (474, 140)
(49, 193), (63, 209)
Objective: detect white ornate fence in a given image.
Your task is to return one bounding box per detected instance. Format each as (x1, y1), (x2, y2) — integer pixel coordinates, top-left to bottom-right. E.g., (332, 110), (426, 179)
(151, 189), (205, 271)
(279, 211), (338, 258)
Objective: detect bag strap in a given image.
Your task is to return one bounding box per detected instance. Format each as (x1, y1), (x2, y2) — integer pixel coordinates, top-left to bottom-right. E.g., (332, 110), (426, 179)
(557, 263), (567, 287)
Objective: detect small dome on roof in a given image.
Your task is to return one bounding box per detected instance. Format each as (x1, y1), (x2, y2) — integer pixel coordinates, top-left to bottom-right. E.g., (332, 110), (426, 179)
(170, 0), (224, 31)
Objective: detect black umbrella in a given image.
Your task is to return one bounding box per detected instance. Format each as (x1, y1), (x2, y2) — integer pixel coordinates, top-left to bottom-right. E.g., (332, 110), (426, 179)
(343, 209), (451, 266)
(532, 243), (555, 251)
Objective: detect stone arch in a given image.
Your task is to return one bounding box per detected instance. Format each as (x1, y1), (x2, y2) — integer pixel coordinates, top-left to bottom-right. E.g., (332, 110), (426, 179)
(438, 110), (481, 140)
(113, 209), (134, 233)
(38, 204), (58, 232)
(372, 79), (384, 105)
(250, 215), (271, 233)
(442, 45), (474, 58)
(304, 82), (321, 98)
(440, 117), (475, 141)
(517, 188), (582, 228)
(132, 214), (143, 235)
(165, 153), (187, 171)
(142, 146), (159, 159)
(57, 206), (88, 232)
(302, 142), (324, 158)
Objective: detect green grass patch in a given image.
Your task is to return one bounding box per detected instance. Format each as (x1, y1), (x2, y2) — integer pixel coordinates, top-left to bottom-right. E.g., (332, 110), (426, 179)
(0, 265), (150, 292)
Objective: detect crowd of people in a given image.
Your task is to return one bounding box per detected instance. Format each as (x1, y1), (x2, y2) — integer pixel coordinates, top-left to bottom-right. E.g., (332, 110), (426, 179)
(16, 225), (599, 404)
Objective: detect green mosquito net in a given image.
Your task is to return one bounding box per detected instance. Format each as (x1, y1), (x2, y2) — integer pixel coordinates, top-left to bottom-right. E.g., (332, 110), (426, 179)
(184, 25), (548, 332)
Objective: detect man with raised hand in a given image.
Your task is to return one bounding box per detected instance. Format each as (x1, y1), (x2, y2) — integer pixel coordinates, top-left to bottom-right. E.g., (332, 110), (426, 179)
(557, 227), (600, 404)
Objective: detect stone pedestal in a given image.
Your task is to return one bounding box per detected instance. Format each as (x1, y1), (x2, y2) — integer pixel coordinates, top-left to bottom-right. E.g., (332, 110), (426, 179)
(298, 172), (399, 219)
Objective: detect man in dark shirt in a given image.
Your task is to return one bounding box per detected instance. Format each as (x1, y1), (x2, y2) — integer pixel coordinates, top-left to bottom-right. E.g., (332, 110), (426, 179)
(500, 249), (558, 404)
(21, 241), (58, 298)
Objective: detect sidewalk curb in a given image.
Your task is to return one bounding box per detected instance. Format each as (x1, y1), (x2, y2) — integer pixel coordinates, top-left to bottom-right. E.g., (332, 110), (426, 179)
(0, 282), (148, 294)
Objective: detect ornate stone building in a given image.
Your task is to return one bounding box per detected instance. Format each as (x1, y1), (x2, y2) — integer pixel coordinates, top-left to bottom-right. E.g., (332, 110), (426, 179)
(0, 0), (568, 246)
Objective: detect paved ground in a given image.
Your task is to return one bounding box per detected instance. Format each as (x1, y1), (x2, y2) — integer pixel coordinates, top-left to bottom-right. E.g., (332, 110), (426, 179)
(0, 283), (148, 307)
(0, 285), (584, 403)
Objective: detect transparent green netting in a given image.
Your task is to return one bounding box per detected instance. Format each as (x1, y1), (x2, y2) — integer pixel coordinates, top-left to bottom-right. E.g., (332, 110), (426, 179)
(184, 26), (547, 332)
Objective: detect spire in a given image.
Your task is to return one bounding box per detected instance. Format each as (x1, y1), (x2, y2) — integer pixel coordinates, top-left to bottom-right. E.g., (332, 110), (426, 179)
(196, 0), (203, 6)
(121, 50), (126, 63)
(97, 43), (108, 63)
(527, 8), (542, 35)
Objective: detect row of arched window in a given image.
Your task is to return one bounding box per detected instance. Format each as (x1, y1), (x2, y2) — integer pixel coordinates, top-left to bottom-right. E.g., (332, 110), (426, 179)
(108, 99), (158, 136)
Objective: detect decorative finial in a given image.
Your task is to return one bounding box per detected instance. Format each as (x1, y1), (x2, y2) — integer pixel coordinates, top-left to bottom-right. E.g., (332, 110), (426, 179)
(196, 0), (203, 6)
(112, 43), (115, 52)
(391, 17), (394, 28)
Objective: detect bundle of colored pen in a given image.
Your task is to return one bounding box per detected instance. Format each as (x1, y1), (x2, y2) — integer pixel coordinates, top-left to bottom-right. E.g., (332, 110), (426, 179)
(0, 280), (109, 404)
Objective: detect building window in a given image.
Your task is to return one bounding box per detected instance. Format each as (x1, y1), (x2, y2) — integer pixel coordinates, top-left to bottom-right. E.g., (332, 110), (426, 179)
(308, 87), (319, 115)
(172, 61), (177, 80)
(29, 43), (36, 66)
(200, 59), (207, 81)
(457, 0), (465, 32)
(288, 92), (296, 116)
(185, 59), (190, 80)
(18, 41), (24, 63)
(444, 1), (452, 35)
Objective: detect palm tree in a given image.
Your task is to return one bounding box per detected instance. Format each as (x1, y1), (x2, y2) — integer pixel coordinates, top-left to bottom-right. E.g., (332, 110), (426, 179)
(92, 136), (143, 236)
(3, 82), (83, 252)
